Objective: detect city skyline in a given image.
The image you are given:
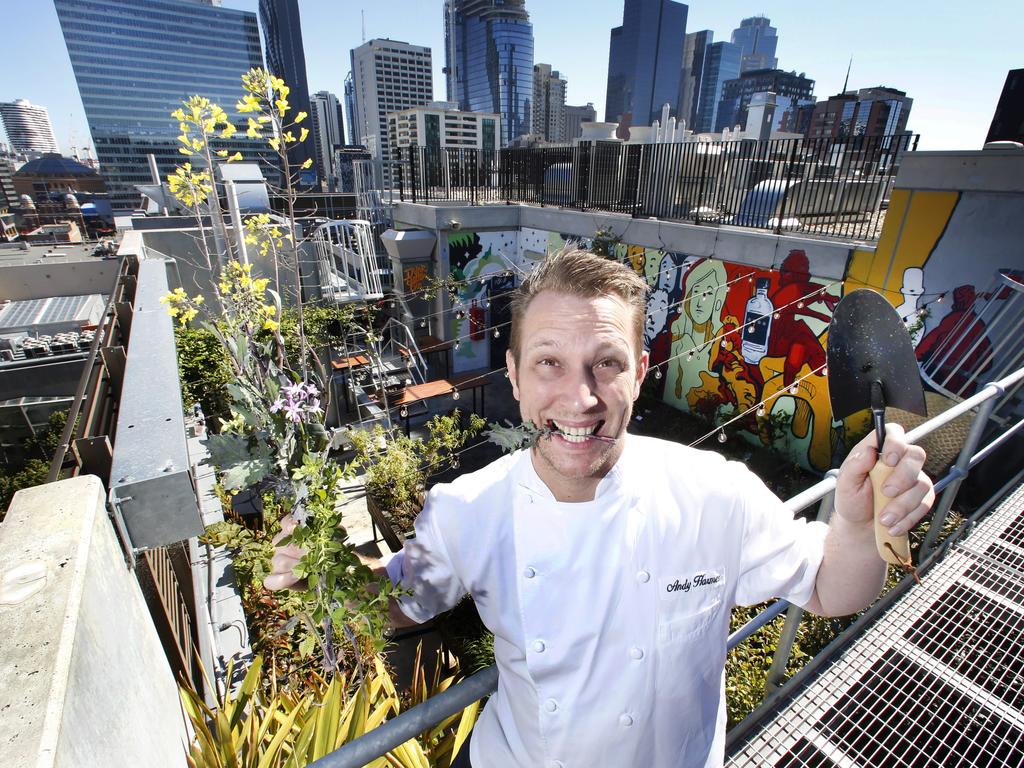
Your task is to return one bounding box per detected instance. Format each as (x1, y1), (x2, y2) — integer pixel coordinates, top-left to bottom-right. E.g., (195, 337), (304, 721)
(4, 0), (1018, 156)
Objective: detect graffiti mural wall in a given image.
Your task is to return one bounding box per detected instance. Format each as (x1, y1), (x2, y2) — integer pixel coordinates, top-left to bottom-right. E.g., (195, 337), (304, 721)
(613, 244), (842, 473)
(443, 171), (1018, 471)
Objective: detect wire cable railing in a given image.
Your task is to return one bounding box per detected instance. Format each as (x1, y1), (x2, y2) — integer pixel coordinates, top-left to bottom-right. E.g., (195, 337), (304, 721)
(313, 364), (1024, 768)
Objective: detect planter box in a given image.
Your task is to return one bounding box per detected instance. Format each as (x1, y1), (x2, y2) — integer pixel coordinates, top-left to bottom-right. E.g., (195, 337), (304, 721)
(365, 491), (412, 552)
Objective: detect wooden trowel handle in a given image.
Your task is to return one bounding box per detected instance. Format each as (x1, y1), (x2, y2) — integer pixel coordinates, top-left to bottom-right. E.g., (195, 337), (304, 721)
(869, 460), (911, 566)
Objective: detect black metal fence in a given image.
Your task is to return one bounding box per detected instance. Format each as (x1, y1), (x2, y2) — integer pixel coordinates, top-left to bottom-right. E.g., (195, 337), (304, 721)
(394, 133), (918, 241)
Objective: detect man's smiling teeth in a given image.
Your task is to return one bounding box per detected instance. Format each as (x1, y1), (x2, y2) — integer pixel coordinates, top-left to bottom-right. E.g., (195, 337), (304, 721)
(552, 421), (599, 443)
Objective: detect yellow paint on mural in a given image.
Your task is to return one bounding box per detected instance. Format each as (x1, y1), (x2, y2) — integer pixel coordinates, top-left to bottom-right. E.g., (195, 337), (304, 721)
(847, 189), (959, 304)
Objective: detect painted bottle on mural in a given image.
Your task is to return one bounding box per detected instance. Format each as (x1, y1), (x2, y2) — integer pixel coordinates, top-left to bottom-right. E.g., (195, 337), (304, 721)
(469, 299), (486, 341)
(741, 278), (774, 364)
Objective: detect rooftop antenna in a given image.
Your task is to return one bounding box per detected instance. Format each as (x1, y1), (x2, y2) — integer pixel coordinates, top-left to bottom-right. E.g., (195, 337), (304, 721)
(842, 56), (853, 94)
(361, 10), (366, 42)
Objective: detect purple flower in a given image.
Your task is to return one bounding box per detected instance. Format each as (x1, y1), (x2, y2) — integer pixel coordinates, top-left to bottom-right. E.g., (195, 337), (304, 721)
(270, 398), (285, 413)
(282, 383), (306, 402)
(303, 383), (319, 398)
(308, 397), (321, 412)
(284, 400), (304, 423)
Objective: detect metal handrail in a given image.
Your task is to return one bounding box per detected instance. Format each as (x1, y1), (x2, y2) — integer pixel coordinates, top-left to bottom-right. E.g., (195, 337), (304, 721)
(318, 366), (1024, 768)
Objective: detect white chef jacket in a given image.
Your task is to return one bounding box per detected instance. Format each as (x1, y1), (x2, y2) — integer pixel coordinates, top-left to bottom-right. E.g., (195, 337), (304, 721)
(386, 434), (828, 768)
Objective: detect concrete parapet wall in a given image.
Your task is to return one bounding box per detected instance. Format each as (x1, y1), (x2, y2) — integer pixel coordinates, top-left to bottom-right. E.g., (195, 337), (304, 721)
(0, 476), (188, 768)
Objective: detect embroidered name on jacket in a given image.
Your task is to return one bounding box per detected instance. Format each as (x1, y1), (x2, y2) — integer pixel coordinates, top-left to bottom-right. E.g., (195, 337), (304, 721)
(665, 571), (723, 593)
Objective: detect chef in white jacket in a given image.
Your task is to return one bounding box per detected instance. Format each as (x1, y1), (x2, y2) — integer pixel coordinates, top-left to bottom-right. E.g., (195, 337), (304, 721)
(268, 247), (934, 768)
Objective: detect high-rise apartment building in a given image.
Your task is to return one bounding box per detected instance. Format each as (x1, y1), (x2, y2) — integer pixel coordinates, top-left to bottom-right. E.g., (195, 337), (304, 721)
(605, 0), (688, 135)
(309, 92), (346, 190)
(54, 0), (264, 210)
(564, 103), (597, 140)
(343, 72), (357, 146)
(388, 102), (499, 153)
(350, 39), (433, 186)
(532, 64), (567, 142)
(806, 87), (913, 140)
(0, 100), (60, 155)
(259, 0), (317, 185)
(715, 69), (814, 133)
(444, 0), (534, 145)
(694, 42), (741, 133)
(679, 30), (712, 133)
(731, 16), (778, 74)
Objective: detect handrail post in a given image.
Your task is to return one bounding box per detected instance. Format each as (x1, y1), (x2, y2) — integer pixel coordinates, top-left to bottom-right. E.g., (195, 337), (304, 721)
(919, 387), (1000, 558)
(773, 140), (800, 234)
(764, 471), (837, 694)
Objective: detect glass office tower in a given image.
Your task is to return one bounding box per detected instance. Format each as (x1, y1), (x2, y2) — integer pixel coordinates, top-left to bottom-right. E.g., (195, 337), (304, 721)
(445, 0), (534, 146)
(694, 42), (741, 134)
(730, 16), (779, 74)
(259, 0), (317, 186)
(605, 0), (688, 133)
(54, 0), (265, 210)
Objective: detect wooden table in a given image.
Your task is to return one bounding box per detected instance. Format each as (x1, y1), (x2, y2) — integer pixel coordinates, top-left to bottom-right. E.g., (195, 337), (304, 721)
(414, 335), (454, 379)
(374, 373), (489, 434)
(330, 353), (370, 414)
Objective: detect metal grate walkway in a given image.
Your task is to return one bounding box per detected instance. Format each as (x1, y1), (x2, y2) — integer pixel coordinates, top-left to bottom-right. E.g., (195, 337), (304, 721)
(727, 482), (1024, 768)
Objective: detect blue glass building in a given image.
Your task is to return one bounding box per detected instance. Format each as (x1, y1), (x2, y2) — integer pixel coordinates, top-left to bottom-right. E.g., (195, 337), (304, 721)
(605, 0), (688, 134)
(259, 0), (318, 187)
(730, 16), (779, 74)
(54, 0), (265, 210)
(694, 42), (741, 134)
(444, 0), (534, 146)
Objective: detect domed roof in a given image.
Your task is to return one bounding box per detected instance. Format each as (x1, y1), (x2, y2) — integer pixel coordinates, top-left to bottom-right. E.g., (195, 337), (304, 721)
(15, 153), (98, 178)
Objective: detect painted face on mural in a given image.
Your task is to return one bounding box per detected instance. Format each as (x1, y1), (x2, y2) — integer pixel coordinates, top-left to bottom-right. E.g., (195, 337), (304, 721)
(507, 290), (648, 501)
(685, 266), (726, 326)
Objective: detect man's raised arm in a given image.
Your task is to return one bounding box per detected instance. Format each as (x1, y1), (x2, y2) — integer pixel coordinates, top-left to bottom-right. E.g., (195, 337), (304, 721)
(803, 423), (935, 617)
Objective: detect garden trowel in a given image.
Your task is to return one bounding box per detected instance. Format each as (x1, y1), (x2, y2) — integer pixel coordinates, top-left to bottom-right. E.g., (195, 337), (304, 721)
(827, 289), (926, 567)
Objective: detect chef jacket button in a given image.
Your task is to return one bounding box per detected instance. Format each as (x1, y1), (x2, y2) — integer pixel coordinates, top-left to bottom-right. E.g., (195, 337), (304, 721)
(532, 640), (546, 653)
(636, 569), (650, 583)
(619, 713), (634, 727)
(629, 646), (644, 660)
(544, 698), (558, 713)
(523, 566), (536, 579)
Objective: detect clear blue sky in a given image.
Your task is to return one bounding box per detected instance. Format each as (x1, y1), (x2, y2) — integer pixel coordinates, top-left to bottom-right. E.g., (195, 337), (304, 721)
(4, 0), (1018, 155)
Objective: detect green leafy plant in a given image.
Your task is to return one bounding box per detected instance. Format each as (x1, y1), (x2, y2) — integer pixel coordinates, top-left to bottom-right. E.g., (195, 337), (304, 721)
(349, 411), (485, 536)
(486, 419), (552, 452)
(175, 325), (233, 426)
(179, 651), (480, 768)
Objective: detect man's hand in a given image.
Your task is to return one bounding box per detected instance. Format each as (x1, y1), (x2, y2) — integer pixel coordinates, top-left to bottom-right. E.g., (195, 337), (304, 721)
(806, 423), (934, 616)
(834, 423), (934, 536)
(264, 514), (307, 592)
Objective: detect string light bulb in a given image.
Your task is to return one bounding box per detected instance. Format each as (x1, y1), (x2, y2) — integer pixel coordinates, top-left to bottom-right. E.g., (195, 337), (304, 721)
(400, 407), (408, 417)
(653, 368), (662, 379)
(756, 405), (766, 417)
(452, 388), (460, 400)
(493, 328), (500, 338)
(454, 340), (461, 350)
(717, 431), (727, 443)
(789, 385), (799, 396)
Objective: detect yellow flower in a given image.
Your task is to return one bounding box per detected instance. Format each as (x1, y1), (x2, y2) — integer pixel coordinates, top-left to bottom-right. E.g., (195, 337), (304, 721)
(283, 131), (295, 143)
(263, 318), (279, 332)
(178, 147), (193, 156)
(194, 295), (204, 305)
(275, 98), (289, 117)
(294, 111), (307, 124)
(301, 158), (313, 170)
(221, 122), (237, 138)
(268, 137), (280, 151)
(216, 149), (228, 157)
(227, 152), (242, 162)
(299, 127), (309, 143)
(171, 108), (186, 122)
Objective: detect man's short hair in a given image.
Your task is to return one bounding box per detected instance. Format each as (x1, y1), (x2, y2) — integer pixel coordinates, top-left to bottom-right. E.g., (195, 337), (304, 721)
(509, 246), (649, 361)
